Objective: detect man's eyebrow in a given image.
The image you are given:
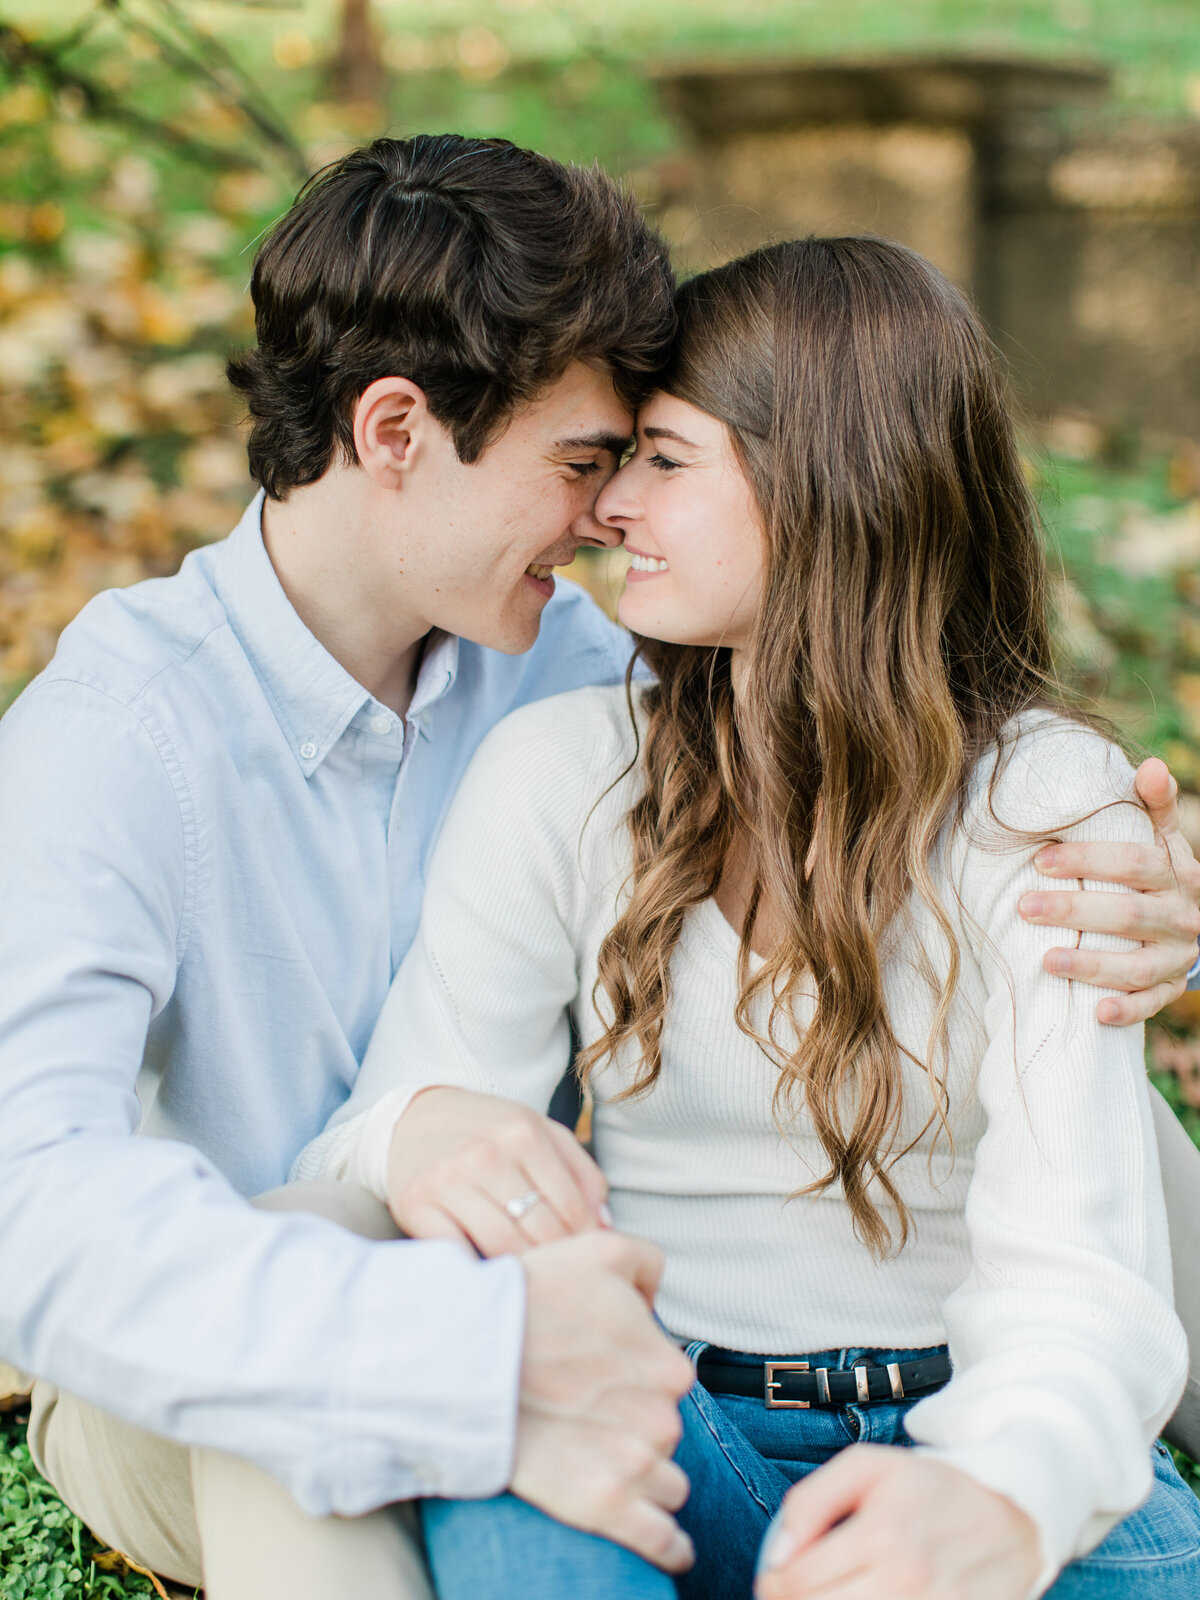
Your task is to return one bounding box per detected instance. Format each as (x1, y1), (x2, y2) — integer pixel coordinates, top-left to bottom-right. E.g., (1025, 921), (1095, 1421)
(643, 426), (701, 448)
(553, 432), (632, 455)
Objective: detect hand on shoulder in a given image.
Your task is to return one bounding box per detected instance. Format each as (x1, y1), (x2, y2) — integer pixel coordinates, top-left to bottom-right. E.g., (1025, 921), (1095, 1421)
(1015, 751), (1200, 1025)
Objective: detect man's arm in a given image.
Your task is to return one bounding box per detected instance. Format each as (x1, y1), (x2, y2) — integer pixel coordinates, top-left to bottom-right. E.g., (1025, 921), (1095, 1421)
(0, 678), (694, 1568)
(0, 680), (527, 1515)
(1017, 757), (1200, 1024)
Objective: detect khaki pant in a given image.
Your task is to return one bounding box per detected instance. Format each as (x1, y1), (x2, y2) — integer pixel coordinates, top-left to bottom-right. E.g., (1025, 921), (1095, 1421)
(26, 1181), (435, 1600)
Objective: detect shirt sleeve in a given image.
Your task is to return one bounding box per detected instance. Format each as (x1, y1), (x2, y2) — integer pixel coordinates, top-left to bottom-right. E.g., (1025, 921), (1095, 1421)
(903, 723), (1188, 1594)
(296, 692), (613, 1199)
(0, 679), (525, 1515)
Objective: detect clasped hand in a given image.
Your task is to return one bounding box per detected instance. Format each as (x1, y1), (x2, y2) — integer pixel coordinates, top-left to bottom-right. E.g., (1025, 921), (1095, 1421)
(387, 1084), (610, 1252)
(389, 1086), (695, 1574)
(390, 1093), (1051, 1596)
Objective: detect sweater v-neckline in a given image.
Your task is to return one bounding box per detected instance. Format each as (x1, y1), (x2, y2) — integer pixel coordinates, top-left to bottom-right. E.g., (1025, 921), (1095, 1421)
(696, 895), (766, 967)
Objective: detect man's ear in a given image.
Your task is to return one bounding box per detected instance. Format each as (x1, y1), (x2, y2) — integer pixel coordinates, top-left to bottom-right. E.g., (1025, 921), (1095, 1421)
(352, 377), (435, 487)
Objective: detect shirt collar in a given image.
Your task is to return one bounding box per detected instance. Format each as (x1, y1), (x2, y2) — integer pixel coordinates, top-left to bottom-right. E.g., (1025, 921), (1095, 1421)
(408, 630), (459, 735)
(214, 493), (372, 776)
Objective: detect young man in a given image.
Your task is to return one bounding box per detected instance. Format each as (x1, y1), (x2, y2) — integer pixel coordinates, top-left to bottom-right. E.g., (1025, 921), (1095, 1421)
(0, 135), (1197, 1600)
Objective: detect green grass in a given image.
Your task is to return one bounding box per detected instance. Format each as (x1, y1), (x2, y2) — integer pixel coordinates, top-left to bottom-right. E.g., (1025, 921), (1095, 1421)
(1172, 1445), (1200, 1497)
(0, 1409), (158, 1600)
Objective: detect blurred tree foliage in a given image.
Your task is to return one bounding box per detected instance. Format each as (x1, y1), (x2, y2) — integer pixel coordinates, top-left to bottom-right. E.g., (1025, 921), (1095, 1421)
(0, 1), (299, 693)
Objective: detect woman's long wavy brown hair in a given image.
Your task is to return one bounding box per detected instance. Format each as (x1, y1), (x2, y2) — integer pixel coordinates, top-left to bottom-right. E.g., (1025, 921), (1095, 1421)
(578, 236), (1062, 1257)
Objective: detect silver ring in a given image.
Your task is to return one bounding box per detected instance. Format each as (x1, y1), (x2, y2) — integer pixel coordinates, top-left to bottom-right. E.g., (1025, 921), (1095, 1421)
(504, 1189), (542, 1222)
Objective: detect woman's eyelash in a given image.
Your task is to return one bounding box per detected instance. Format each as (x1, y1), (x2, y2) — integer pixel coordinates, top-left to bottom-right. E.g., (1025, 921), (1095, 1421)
(648, 453), (682, 472)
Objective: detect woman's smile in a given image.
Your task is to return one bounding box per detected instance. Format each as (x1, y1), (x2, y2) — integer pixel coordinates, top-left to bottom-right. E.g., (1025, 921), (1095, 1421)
(625, 547), (670, 580)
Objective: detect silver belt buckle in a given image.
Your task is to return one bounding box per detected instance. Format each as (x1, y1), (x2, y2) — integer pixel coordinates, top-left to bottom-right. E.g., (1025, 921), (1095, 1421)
(764, 1360), (810, 1408)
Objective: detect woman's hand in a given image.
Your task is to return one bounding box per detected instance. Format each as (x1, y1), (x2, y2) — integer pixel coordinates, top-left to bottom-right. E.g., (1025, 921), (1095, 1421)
(386, 1085), (610, 1256)
(755, 1446), (1041, 1600)
(1018, 757), (1200, 1025)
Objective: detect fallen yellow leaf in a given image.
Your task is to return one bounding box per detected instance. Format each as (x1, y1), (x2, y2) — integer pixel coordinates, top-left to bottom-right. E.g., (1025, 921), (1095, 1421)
(93, 1548), (171, 1599)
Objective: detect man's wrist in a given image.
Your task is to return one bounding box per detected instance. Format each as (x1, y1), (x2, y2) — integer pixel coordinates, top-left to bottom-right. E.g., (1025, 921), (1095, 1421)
(334, 1246), (527, 1509)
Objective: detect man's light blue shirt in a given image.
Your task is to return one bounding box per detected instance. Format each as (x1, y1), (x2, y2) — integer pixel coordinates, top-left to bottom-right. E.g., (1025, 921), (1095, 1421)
(0, 494), (636, 1514)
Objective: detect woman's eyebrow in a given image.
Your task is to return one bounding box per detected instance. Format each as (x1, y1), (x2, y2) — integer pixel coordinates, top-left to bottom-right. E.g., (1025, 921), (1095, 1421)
(553, 432), (632, 455)
(642, 426), (700, 448)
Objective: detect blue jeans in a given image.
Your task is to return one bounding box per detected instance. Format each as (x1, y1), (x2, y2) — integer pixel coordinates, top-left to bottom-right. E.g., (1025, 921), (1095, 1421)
(420, 1343), (1200, 1600)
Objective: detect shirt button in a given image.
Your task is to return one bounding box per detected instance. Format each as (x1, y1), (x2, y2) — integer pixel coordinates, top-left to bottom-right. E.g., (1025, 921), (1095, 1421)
(370, 713), (391, 735)
(413, 1464), (440, 1492)
(299, 741), (317, 760)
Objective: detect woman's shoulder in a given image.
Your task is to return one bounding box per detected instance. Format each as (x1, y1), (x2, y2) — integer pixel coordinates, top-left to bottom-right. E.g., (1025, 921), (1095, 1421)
(460, 682), (642, 809)
(483, 681), (639, 755)
(963, 708), (1144, 843)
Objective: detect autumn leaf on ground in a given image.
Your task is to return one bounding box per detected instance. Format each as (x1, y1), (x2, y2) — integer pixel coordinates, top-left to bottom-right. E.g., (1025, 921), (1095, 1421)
(94, 1547), (172, 1598)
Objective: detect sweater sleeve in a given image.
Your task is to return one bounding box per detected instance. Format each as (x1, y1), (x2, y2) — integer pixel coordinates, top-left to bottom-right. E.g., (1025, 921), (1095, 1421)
(293, 688), (625, 1199)
(903, 719), (1188, 1594)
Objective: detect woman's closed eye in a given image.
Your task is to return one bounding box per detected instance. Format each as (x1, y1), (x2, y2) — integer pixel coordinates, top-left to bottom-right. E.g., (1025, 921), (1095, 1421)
(648, 452), (683, 473)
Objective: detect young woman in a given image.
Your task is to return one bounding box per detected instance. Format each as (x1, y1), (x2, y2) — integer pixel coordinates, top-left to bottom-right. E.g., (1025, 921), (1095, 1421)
(297, 237), (1200, 1598)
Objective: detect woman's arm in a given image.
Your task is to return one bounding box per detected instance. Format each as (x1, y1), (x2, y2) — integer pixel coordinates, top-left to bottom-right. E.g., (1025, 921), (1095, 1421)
(759, 725), (1190, 1600)
(903, 725), (1187, 1589)
(291, 688), (628, 1250)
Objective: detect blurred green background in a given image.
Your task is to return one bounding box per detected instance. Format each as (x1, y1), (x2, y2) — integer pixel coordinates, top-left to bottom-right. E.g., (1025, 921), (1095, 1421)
(3, 2), (1200, 1594)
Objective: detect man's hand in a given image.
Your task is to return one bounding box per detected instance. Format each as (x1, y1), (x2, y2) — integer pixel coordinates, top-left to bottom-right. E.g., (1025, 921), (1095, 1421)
(1018, 756), (1200, 1025)
(513, 1231), (695, 1572)
(755, 1446), (1040, 1600)
(387, 1085), (609, 1254)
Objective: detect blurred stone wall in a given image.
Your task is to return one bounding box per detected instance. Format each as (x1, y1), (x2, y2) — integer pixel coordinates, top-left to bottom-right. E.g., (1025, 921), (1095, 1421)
(983, 122), (1200, 436)
(676, 123), (976, 285)
(649, 56), (1200, 439)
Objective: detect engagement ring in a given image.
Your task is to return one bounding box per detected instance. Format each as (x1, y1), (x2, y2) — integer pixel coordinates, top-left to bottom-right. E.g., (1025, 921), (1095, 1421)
(504, 1189), (542, 1221)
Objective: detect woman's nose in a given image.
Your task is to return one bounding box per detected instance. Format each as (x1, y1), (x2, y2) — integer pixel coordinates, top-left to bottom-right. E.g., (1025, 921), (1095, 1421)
(594, 463), (641, 537)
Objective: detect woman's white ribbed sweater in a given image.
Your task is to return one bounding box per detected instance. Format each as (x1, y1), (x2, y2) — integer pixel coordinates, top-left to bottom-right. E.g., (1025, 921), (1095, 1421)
(295, 684), (1187, 1588)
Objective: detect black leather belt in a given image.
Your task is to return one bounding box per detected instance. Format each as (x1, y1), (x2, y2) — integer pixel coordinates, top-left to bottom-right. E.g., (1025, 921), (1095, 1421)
(696, 1349), (952, 1409)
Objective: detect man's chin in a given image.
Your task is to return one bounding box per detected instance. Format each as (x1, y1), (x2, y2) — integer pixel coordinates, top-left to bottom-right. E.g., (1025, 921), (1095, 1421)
(467, 611), (544, 657)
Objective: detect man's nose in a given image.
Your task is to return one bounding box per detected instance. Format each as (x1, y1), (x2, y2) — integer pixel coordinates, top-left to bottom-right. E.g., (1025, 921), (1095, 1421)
(575, 517), (625, 550)
(573, 500), (626, 549)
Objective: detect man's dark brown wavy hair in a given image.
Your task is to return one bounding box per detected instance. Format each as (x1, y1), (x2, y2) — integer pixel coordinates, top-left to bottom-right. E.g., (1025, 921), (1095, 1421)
(579, 237), (1065, 1257)
(227, 134), (676, 498)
